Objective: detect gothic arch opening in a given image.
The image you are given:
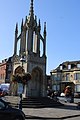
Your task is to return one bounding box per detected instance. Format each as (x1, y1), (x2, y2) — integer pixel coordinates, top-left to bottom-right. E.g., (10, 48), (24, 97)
(40, 39), (43, 57)
(28, 67), (43, 97)
(16, 39), (20, 56)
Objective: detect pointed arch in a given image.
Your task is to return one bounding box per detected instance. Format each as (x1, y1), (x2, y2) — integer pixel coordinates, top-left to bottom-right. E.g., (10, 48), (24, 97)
(28, 66), (43, 97)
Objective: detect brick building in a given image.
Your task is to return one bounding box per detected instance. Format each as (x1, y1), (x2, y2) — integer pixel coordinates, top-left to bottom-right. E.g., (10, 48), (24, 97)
(0, 57), (12, 84)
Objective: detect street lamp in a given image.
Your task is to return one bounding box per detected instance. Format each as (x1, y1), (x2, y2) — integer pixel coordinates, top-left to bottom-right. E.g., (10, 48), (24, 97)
(20, 54), (31, 98)
(20, 55), (26, 98)
(20, 55), (26, 73)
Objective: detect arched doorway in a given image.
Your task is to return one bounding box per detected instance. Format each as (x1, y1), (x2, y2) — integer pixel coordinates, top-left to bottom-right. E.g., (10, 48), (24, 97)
(28, 67), (43, 97)
(10, 66), (25, 95)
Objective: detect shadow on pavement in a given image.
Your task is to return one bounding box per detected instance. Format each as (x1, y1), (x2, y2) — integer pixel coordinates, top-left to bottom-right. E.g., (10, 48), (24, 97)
(25, 115), (62, 119)
(32, 103), (79, 111)
(54, 103), (79, 111)
(25, 114), (80, 120)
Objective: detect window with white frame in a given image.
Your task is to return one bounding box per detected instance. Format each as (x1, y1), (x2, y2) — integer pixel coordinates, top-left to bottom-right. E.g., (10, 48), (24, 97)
(51, 74), (57, 81)
(66, 73), (70, 81)
(74, 73), (80, 80)
(68, 64), (71, 69)
(51, 74), (61, 81)
(60, 65), (62, 70)
(57, 74), (61, 80)
(51, 75), (54, 80)
(76, 84), (80, 92)
(52, 84), (60, 91)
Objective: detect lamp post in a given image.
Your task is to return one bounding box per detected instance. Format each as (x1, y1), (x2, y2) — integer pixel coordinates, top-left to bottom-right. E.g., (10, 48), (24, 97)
(20, 55), (31, 98)
(20, 55), (26, 73)
(20, 55), (26, 97)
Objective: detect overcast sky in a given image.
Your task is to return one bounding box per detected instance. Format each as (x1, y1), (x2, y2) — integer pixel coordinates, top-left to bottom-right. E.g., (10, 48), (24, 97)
(0, 0), (80, 74)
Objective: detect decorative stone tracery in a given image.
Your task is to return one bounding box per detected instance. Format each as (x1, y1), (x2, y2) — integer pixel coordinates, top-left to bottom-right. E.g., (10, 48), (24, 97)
(12, 0), (47, 97)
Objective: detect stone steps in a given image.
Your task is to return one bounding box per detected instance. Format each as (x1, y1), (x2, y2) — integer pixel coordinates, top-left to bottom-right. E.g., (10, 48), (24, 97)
(3, 96), (19, 108)
(22, 97), (44, 108)
(3, 96), (64, 108)
(21, 97), (63, 108)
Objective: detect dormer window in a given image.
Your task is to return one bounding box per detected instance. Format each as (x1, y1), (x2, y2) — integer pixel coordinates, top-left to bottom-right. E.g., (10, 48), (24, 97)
(63, 65), (66, 69)
(60, 65), (62, 70)
(68, 64), (71, 69)
(71, 64), (76, 69)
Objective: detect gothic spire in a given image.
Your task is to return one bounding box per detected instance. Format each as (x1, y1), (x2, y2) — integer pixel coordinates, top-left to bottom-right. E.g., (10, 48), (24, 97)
(29, 0), (34, 18)
(44, 22), (46, 36)
(21, 19), (23, 31)
(25, 16), (27, 23)
(37, 19), (41, 32)
(15, 23), (18, 34)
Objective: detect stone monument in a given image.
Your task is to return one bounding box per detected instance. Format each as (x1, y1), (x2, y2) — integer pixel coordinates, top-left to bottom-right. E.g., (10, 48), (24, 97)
(12, 0), (47, 97)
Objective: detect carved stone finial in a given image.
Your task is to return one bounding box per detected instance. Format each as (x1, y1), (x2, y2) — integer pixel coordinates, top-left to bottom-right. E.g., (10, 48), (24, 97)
(21, 19), (23, 31)
(37, 19), (41, 32)
(44, 22), (46, 35)
(29, 0), (34, 17)
(25, 16), (27, 23)
(15, 23), (18, 33)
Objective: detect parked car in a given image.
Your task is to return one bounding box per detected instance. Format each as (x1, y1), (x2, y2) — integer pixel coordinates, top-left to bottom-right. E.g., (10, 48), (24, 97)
(0, 88), (3, 97)
(0, 83), (10, 96)
(0, 88), (4, 97)
(60, 92), (65, 97)
(0, 98), (25, 120)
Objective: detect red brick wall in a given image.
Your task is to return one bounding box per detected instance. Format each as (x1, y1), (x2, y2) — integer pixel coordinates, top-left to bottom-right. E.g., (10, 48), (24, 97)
(0, 63), (6, 83)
